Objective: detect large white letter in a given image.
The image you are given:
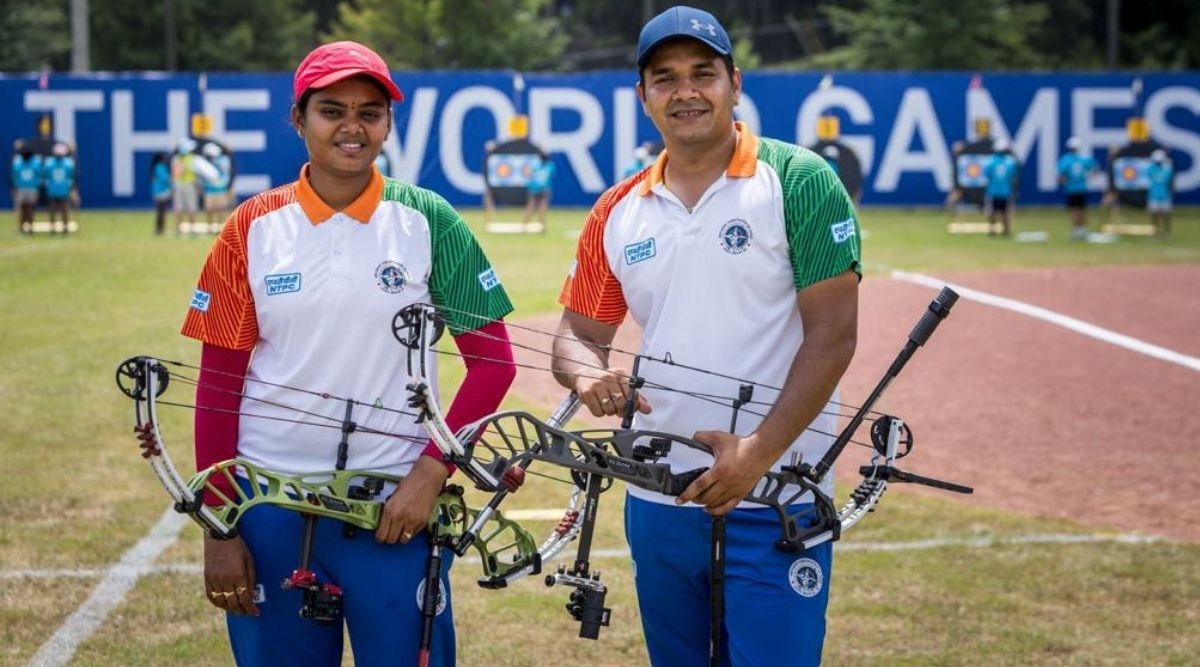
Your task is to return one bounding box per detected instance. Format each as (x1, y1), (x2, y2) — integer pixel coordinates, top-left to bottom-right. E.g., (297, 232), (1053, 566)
(1071, 88), (1134, 157)
(439, 87), (515, 193)
(111, 89), (190, 196)
(968, 87), (1061, 191)
(23, 90), (104, 148)
(204, 89), (271, 194)
(1145, 86), (1200, 191)
(529, 88), (606, 193)
(613, 87), (639, 183)
(797, 86), (875, 175)
(874, 88), (951, 191)
(385, 88), (438, 184)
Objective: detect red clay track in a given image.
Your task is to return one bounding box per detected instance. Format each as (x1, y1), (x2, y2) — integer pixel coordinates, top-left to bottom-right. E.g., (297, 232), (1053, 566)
(508, 265), (1200, 542)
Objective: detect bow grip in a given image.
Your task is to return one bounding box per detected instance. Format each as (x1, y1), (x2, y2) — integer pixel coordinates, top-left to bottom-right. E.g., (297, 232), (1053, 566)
(665, 467), (708, 497)
(908, 287), (959, 347)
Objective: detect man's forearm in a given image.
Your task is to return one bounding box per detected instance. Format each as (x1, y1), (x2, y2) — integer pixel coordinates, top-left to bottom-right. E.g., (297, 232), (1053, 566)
(551, 336), (610, 391)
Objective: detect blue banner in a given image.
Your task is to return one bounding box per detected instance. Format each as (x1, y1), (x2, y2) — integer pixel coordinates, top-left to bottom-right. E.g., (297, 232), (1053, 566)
(2, 71), (1197, 208)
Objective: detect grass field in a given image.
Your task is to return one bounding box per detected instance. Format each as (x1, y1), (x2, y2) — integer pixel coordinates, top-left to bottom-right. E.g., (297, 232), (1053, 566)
(1, 205), (1198, 667)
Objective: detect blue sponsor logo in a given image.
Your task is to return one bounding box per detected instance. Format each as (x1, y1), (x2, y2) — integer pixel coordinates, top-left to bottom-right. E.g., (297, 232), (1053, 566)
(190, 289), (211, 312)
(624, 238), (656, 265)
(477, 267), (500, 291)
(830, 219), (856, 244)
(265, 272), (302, 295)
(719, 220), (752, 254)
(375, 261), (409, 294)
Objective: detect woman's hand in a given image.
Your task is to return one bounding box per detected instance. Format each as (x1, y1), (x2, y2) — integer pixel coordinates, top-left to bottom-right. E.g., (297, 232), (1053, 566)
(376, 455), (450, 544)
(203, 535), (258, 616)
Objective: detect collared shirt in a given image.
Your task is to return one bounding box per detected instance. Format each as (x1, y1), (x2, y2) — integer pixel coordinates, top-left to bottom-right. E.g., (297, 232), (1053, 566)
(11, 154), (43, 190)
(985, 153), (1018, 198)
(560, 123), (860, 505)
(182, 165), (512, 478)
(1146, 162), (1174, 203)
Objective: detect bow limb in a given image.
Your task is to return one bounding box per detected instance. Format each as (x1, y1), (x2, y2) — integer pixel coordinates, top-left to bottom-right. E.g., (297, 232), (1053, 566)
(118, 356), (231, 538)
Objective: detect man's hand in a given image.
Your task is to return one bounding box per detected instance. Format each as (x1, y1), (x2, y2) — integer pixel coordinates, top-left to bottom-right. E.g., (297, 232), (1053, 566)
(376, 454), (450, 544)
(574, 367), (651, 418)
(203, 535), (258, 616)
(675, 431), (776, 515)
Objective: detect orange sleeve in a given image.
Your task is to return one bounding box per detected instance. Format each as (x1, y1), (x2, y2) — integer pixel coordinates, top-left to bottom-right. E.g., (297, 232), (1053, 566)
(558, 179), (640, 326)
(180, 200), (261, 351)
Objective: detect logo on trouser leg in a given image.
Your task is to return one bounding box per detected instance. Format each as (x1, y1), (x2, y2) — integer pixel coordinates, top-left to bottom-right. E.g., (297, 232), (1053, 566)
(788, 558), (823, 598)
(415, 578), (448, 615)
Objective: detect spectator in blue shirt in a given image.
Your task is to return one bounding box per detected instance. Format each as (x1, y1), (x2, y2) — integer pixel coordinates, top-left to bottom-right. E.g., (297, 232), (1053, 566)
(1146, 149), (1174, 238)
(984, 139), (1018, 236)
(1057, 136), (1100, 240)
(522, 150), (555, 230)
(11, 140), (43, 233)
(150, 152), (173, 236)
(621, 143), (653, 179)
(201, 142), (233, 229)
(43, 143), (76, 233)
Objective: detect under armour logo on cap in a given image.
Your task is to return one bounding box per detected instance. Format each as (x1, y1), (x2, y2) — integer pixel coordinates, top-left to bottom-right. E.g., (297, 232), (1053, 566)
(690, 19), (717, 36)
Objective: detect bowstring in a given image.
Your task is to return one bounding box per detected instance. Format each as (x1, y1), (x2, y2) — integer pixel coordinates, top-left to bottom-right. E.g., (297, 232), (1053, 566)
(431, 301), (884, 417)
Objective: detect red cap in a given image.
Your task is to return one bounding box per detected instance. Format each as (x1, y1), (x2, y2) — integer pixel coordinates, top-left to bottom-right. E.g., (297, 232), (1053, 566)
(293, 41), (404, 103)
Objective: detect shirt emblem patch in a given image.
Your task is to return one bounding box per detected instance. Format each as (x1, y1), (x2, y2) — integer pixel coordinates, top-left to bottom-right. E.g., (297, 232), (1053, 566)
(478, 267), (501, 291)
(624, 238), (657, 265)
(265, 273), (302, 296)
(375, 261), (409, 294)
(719, 219), (752, 254)
(788, 557), (824, 598)
(830, 219), (856, 244)
(190, 289), (211, 312)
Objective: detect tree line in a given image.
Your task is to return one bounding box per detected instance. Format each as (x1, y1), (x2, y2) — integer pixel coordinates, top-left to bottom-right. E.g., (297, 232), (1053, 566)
(1, 0), (1195, 73)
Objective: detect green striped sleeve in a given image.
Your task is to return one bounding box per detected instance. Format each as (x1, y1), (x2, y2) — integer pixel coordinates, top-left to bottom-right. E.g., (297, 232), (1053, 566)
(383, 179), (514, 334)
(758, 138), (861, 290)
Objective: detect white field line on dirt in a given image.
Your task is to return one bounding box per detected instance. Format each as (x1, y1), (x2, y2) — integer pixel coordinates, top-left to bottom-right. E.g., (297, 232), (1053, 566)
(23, 508), (188, 667)
(891, 270), (1200, 372)
(7, 531), (1164, 584)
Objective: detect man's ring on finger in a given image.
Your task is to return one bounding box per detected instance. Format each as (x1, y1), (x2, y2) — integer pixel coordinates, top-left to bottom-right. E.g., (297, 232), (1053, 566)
(402, 532), (413, 540)
(600, 396), (612, 403)
(222, 591), (236, 598)
(235, 585), (248, 595)
(208, 590), (223, 599)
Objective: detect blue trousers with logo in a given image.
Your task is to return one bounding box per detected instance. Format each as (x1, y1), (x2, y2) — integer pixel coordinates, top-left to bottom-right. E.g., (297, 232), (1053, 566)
(224, 479), (455, 667)
(625, 495), (832, 667)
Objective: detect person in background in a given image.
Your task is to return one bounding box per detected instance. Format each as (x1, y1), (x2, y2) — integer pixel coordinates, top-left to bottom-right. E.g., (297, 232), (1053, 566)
(11, 140), (43, 233)
(552, 6), (860, 666)
(182, 40), (516, 666)
(621, 142), (653, 179)
(522, 149), (555, 228)
(1057, 136), (1100, 241)
(984, 139), (1018, 236)
(482, 140), (497, 224)
(151, 152), (173, 235)
(201, 142), (233, 229)
(43, 143), (76, 233)
(1146, 149), (1174, 238)
(172, 139), (200, 233)
(821, 144), (841, 176)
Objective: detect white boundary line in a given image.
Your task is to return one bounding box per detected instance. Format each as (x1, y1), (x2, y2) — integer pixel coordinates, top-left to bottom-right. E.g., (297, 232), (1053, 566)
(5, 531), (1164, 583)
(24, 508), (187, 667)
(890, 270), (1200, 372)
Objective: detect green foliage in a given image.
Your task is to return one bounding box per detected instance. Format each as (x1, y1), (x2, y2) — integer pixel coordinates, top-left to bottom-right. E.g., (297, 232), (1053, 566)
(89, 0), (316, 71)
(812, 0), (1052, 70)
(0, 1), (71, 72)
(328, 0), (567, 70)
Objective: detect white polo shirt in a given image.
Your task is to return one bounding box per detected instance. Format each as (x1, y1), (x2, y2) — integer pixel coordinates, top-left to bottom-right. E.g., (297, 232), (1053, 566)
(560, 123), (860, 505)
(183, 166), (512, 478)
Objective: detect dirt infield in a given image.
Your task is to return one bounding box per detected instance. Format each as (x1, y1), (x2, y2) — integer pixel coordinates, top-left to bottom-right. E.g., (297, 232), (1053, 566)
(507, 265), (1200, 542)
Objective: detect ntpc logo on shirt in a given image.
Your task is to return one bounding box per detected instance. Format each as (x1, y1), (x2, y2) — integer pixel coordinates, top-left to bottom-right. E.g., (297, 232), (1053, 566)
(265, 273), (302, 295)
(190, 289), (211, 312)
(830, 219), (856, 244)
(624, 238), (657, 265)
(477, 268), (501, 291)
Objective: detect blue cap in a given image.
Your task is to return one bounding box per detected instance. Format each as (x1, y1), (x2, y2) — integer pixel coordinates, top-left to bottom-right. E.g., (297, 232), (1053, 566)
(636, 6), (733, 69)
